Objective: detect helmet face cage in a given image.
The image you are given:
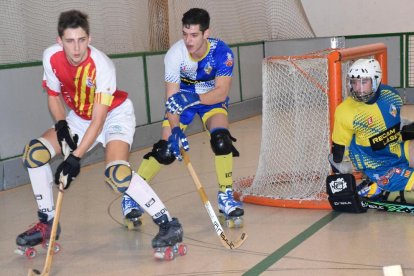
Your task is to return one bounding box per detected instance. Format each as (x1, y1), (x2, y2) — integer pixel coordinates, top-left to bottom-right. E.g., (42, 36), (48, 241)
(348, 77), (374, 102)
(347, 58), (382, 103)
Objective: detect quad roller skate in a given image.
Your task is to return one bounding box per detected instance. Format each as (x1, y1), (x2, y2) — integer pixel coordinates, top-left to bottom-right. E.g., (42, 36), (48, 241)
(218, 188), (244, 228)
(122, 194), (144, 230)
(152, 215), (187, 261)
(15, 211), (61, 259)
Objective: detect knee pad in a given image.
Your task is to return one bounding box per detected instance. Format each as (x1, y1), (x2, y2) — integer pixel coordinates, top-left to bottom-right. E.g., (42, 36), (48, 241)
(143, 140), (175, 165)
(22, 138), (55, 168)
(210, 129), (239, 156)
(105, 160), (132, 193)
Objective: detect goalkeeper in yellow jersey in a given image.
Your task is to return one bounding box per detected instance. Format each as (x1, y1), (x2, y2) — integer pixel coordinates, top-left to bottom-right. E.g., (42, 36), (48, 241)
(329, 58), (414, 203)
(121, 8), (243, 228)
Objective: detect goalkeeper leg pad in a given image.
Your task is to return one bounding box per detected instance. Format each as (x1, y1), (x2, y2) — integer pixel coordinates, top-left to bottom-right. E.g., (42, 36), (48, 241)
(326, 174), (367, 213)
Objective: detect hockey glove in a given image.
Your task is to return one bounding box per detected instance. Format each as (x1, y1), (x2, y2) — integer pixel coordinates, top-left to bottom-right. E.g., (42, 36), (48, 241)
(167, 127), (189, 161)
(165, 91), (200, 115)
(54, 153), (81, 189)
(55, 120), (79, 156)
(328, 153), (353, 174)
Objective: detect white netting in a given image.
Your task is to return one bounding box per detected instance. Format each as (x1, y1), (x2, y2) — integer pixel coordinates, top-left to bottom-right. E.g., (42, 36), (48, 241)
(168, 0), (315, 45)
(234, 55), (332, 203)
(0, 0), (314, 65)
(0, 0), (149, 65)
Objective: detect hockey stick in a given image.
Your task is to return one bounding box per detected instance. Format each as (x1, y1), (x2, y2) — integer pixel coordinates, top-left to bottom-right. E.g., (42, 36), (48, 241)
(362, 199), (414, 214)
(27, 183), (64, 276)
(181, 150), (247, 249)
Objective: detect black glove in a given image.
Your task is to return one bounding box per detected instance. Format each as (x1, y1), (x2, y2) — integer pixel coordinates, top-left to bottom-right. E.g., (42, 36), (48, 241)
(54, 154), (81, 189)
(55, 120), (79, 155)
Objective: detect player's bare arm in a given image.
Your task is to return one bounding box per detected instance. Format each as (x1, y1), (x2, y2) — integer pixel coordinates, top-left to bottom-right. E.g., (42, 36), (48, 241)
(48, 95), (66, 122)
(199, 76), (232, 105)
(73, 102), (108, 158)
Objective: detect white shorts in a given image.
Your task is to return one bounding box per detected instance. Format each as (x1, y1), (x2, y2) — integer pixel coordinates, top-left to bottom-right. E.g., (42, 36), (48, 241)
(66, 98), (136, 151)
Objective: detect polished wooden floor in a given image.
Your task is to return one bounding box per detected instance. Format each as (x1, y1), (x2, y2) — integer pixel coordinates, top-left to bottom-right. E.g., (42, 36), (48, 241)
(1, 115), (414, 276)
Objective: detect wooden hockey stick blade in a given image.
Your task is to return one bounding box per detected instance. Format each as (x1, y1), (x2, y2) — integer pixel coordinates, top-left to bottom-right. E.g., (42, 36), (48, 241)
(181, 150), (247, 249)
(28, 183), (64, 276)
(203, 198), (247, 249)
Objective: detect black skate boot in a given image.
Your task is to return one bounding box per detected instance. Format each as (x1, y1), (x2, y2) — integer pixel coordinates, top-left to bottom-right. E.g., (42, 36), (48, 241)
(152, 215), (187, 260)
(15, 211), (61, 259)
(122, 194), (144, 230)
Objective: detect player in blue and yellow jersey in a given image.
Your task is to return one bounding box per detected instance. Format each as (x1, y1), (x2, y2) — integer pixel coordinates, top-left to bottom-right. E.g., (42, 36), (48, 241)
(16, 10), (184, 259)
(122, 8), (243, 227)
(329, 58), (414, 199)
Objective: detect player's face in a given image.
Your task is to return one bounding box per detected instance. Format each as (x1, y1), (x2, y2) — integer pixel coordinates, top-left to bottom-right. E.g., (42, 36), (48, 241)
(58, 27), (90, 66)
(182, 24), (209, 59)
(350, 77), (373, 96)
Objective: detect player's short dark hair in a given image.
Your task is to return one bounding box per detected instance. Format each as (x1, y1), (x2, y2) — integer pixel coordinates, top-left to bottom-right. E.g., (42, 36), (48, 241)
(58, 10), (89, 37)
(182, 8), (210, 33)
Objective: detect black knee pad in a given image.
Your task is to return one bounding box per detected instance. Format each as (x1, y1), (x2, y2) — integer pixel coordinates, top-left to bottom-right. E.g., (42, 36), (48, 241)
(210, 129), (240, 157)
(326, 174), (367, 213)
(22, 139), (52, 168)
(143, 140), (175, 165)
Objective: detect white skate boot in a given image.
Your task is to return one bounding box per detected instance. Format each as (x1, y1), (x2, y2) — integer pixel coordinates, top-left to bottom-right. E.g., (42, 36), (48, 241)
(122, 194), (144, 230)
(218, 188), (244, 228)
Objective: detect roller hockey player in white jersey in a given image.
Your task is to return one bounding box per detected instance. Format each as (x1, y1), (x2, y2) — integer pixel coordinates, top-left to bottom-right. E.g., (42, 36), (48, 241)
(122, 8), (244, 228)
(16, 10), (185, 260)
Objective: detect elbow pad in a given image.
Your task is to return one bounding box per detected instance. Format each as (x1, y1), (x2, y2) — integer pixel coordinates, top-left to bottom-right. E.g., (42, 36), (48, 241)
(401, 122), (414, 141)
(332, 143), (345, 163)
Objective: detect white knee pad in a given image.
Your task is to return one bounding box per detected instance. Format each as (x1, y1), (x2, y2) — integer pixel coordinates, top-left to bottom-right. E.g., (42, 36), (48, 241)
(105, 160), (132, 193)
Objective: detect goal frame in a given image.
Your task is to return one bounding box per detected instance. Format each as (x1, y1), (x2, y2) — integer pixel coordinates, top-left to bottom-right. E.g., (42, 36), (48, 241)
(235, 43), (388, 210)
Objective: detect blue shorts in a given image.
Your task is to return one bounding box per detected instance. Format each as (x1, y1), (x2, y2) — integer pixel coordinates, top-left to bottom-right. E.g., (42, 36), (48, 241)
(162, 98), (229, 130)
(365, 165), (414, 192)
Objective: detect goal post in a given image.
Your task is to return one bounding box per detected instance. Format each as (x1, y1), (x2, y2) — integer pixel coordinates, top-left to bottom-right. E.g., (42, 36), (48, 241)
(234, 43), (387, 210)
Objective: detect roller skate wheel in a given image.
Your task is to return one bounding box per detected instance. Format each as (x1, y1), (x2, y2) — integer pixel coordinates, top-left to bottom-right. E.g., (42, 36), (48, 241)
(219, 214), (244, 228)
(154, 247), (175, 261)
(124, 218), (142, 230)
(232, 217), (244, 228)
(25, 247), (37, 259)
(178, 244), (187, 256)
(14, 247), (25, 256)
(53, 242), (61, 253)
(154, 249), (164, 260)
(163, 247), (174, 261)
(43, 241), (61, 254)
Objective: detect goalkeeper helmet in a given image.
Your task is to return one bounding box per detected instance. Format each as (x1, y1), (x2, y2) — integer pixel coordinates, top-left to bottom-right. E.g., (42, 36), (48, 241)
(347, 58), (382, 103)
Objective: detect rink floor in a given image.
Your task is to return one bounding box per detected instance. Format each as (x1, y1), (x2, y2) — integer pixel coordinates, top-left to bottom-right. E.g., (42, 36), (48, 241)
(1, 115), (414, 276)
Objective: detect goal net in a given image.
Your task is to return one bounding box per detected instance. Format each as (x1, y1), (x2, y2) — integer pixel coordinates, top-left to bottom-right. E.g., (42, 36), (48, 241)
(234, 43), (388, 209)
(0, 0), (314, 65)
